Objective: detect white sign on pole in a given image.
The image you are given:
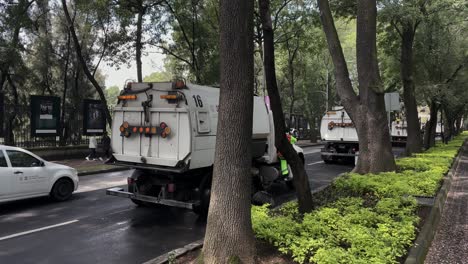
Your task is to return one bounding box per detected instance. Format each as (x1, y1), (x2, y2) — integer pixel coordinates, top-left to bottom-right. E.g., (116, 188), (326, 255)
(385, 92), (400, 112)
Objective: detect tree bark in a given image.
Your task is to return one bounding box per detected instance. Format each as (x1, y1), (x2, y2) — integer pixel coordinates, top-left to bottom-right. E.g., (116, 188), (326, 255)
(455, 116), (462, 135)
(202, 0), (256, 262)
(136, 6), (144, 82)
(61, 0), (112, 127)
(400, 23), (422, 155)
(60, 29), (71, 146)
(318, 0), (396, 173)
(5, 74), (19, 146)
(423, 100), (438, 149)
(259, 0), (313, 213)
(287, 39), (298, 125)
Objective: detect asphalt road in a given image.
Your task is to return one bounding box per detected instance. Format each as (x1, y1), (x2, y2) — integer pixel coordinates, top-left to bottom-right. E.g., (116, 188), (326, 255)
(0, 145), (352, 264)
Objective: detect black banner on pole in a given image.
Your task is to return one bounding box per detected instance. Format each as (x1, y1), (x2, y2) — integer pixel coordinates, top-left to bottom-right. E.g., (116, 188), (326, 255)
(0, 92), (4, 137)
(31, 95), (61, 137)
(83, 99), (106, 136)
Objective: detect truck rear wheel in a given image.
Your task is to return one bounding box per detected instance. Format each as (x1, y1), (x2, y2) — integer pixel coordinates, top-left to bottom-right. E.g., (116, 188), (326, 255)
(193, 173), (211, 218)
(128, 170), (152, 207)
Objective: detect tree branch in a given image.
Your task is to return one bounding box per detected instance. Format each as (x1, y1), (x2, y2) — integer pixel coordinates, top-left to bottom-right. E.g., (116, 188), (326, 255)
(317, 0), (358, 110)
(157, 45), (195, 69)
(273, 0), (292, 31)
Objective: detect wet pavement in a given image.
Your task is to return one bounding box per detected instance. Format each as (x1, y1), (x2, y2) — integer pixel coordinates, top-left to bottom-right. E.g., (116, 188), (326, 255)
(425, 142), (468, 264)
(0, 145), (352, 264)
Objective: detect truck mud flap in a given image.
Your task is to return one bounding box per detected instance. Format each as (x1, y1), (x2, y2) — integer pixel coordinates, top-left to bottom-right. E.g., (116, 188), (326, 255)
(106, 187), (197, 210)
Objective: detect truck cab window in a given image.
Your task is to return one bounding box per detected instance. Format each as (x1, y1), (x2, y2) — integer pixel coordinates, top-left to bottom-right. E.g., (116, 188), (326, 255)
(0, 151), (7, 167)
(6, 150), (41, 167)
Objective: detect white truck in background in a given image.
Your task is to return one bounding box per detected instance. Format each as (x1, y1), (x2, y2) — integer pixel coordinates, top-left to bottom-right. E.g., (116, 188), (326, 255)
(320, 103), (403, 163)
(106, 81), (304, 215)
(320, 107), (358, 163)
(390, 119), (408, 144)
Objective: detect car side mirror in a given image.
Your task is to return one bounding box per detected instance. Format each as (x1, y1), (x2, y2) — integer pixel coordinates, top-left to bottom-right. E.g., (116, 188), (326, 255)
(32, 161), (45, 167)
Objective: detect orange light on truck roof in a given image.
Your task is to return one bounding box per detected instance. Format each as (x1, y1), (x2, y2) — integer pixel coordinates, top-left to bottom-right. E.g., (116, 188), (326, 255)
(118, 95), (137, 100)
(160, 94), (178, 100)
(174, 80), (186, 89)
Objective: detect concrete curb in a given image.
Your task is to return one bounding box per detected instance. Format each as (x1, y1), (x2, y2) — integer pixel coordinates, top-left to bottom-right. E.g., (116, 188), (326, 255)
(142, 239), (204, 264)
(78, 167), (129, 176)
(404, 140), (467, 264)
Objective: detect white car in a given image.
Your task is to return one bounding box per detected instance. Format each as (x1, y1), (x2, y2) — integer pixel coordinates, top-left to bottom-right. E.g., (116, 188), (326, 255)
(0, 145), (79, 203)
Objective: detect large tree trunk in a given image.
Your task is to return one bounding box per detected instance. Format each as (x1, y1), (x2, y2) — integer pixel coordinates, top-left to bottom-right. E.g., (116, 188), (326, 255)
(455, 116), (462, 135)
(136, 7), (144, 82)
(5, 74), (19, 146)
(202, 0), (256, 262)
(287, 40), (298, 126)
(61, 0), (112, 127)
(356, 0), (395, 172)
(60, 30), (71, 146)
(423, 100), (438, 149)
(260, 0), (313, 213)
(401, 23), (422, 155)
(318, 0), (396, 174)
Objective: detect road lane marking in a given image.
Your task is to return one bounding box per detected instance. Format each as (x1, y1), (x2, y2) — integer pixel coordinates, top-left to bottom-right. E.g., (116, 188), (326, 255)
(0, 220), (78, 241)
(307, 161), (324, 166)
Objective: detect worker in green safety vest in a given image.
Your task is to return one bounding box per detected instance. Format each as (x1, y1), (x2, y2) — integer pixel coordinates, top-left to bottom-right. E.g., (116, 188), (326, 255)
(278, 133), (297, 176)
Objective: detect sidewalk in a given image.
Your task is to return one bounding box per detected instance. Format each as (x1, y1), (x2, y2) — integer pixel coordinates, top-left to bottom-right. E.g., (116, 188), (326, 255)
(51, 158), (128, 176)
(425, 142), (468, 263)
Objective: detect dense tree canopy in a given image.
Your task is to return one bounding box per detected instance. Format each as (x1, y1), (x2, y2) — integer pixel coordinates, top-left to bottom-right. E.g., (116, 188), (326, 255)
(0, 0), (465, 155)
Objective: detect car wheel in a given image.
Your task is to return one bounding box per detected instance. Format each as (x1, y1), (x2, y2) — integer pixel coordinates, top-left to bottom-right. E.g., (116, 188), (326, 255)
(51, 178), (74, 201)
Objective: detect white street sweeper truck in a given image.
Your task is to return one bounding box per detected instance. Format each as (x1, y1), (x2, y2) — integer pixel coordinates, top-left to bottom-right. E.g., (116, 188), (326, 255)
(106, 81), (304, 215)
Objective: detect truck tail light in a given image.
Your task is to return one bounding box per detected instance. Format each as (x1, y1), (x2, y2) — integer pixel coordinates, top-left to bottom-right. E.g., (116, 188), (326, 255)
(167, 183), (175, 193)
(127, 177), (135, 185)
(119, 122), (171, 138)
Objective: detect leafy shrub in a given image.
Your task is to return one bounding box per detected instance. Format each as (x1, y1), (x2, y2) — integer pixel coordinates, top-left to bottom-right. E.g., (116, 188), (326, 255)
(252, 197), (418, 264)
(252, 133), (467, 263)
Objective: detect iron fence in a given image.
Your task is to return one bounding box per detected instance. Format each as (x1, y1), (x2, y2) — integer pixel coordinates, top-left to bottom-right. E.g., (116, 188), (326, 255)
(0, 104), (106, 148)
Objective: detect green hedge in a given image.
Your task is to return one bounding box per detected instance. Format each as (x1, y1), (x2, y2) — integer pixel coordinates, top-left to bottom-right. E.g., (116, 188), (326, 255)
(252, 131), (467, 264)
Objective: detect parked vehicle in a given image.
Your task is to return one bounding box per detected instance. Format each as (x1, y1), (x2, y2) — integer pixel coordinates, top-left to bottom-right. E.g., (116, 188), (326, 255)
(0, 145), (79, 203)
(106, 81), (304, 215)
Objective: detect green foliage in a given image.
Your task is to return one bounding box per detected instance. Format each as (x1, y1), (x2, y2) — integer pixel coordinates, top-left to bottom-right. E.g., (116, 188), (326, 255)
(143, 71), (172, 82)
(162, 0), (219, 85)
(252, 134), (467, 263)
(252, 197), (418, 264)
(104, 85), (120, 107)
